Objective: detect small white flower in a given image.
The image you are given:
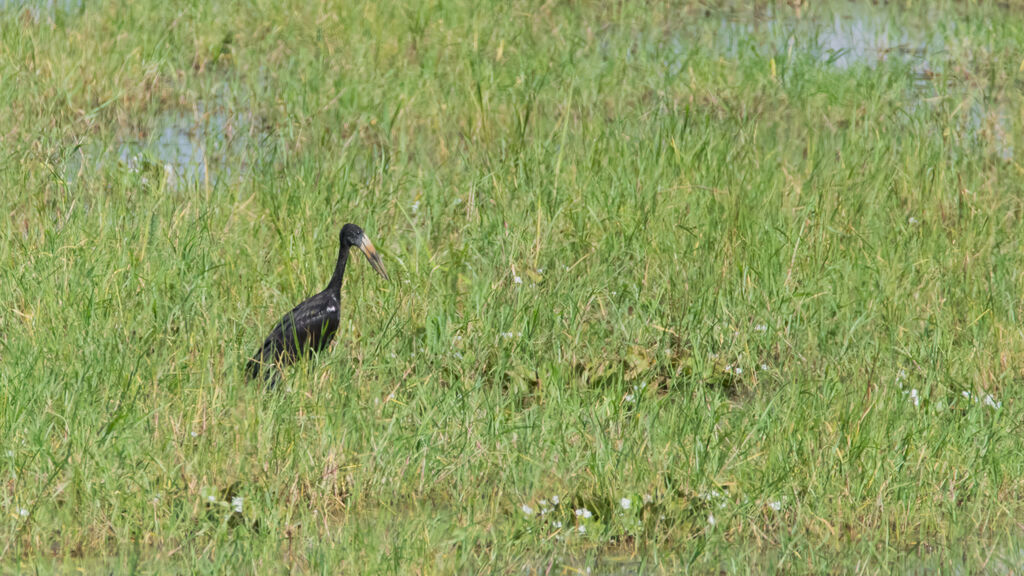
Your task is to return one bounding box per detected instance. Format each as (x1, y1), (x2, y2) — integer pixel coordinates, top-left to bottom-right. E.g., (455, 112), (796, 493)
(552, 521), (562, 528)
(575, 508), (592, 518)
(513, 275), (522, 285)
(411, 200), (420, 213)
(908, 217), (919, 224)
(231, 496), (244, 514)
(550, 495), (560, 505)
(620, 498), (631, 510)
(724, 364), (733, 374)
(983, 394), (1001, 409)
(17, 508), (28, 517)
(537, 268), (544, 274)
(140, 176), (149, 185)
(707, 513), (716, 526)
(578, 525), (587, 534)
(768, 500), (782, 511)
(207, 495), (216, 503)
(734, 367), (743, 375)
(962, 390), (972, 399)
(190, 431), (198, 438)
(754, 324), (767, 332)
(521, 504), (534, 515)
(624, 393), (635, 403)
(909, 388), (919, 407)
(642, 494), (653, 504)
(760, 364), (768, 370)
(540, 507), (551, 515)
(538, 499), (548, 507)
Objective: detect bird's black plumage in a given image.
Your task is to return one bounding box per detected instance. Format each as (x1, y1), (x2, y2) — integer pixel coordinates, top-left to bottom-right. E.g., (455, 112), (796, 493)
(246, 223), (389, 385)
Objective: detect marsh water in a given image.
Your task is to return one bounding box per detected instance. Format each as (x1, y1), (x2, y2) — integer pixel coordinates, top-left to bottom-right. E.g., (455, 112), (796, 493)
(37, 2), (1011, 187)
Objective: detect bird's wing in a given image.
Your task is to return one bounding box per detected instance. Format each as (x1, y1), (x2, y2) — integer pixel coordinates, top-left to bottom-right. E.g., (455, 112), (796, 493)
(247, 293), (337, 377)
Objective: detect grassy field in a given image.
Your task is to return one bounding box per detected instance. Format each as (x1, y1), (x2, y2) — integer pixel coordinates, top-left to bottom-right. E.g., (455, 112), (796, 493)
(3, 0), (1024, 572)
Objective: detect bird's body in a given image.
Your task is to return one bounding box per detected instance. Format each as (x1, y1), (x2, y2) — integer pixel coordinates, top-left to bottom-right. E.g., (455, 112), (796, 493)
(247, 223), (388, 385)
(245, 290), (341, 381)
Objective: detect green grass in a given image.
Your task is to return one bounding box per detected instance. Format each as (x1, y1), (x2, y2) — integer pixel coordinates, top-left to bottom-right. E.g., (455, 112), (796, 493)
(3, 0), (1024, 572)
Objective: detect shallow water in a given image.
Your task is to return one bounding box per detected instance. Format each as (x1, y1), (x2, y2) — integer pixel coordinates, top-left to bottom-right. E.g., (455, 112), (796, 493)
(59, 102), (264, 188)
(116, 106), (254, 186)
(815, 8), (943, 71)
(0, 0), (81, 18)
(961, 101), (1014, 162)
(40, 2), (1018, 188)
(719, 5), (946, 70)
(677, 4), (1015, 164)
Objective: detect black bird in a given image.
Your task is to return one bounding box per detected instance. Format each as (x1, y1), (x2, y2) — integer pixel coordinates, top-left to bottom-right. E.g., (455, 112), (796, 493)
(246, 223), (389, 385)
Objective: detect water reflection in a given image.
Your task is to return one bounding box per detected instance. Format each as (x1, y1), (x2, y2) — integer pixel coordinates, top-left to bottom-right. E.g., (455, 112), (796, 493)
(0, 0), (82, 18)
(116, 107), (252, 186)
(53, 102), (263, 188)
(691, 3), (947, 73)
(961, 102), (1014, 162)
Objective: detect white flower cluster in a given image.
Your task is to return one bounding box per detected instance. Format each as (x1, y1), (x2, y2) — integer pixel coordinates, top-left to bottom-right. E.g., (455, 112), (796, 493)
(895, 369), (919, 408)
(961, 390), (1001, 409)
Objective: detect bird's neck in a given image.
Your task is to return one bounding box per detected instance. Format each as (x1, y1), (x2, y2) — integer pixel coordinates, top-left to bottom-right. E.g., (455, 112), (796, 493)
(327, 243), (350, 291)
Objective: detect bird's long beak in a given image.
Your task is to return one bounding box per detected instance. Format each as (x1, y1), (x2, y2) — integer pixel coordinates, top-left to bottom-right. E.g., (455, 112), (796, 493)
(358, 234), (390, 281)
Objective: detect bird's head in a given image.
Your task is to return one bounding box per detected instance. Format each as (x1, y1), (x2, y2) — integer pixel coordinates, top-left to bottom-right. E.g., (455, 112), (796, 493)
(341, 223), (390, 281)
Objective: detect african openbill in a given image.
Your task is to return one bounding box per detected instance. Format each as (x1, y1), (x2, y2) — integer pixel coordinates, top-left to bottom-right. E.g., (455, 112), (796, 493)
(246, 223), (389, 385)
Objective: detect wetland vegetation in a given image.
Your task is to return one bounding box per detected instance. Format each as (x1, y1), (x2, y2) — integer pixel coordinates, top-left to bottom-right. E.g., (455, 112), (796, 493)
(3, 0), (1024, 572)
